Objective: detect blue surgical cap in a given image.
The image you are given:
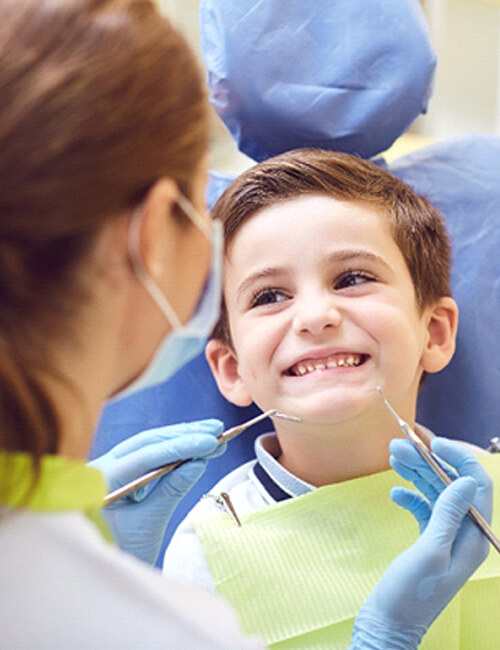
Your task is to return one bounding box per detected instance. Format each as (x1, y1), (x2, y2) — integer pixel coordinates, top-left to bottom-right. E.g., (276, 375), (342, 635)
(200, 0), (436, 162)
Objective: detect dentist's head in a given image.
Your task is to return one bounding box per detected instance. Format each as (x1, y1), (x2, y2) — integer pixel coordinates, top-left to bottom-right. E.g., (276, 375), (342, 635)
(0, 0), (214, 465)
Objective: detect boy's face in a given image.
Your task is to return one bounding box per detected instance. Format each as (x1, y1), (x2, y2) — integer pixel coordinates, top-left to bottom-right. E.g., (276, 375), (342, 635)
(207, 195), (456, 430)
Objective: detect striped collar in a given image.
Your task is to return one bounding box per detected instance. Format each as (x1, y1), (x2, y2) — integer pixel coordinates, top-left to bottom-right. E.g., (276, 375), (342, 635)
(249, 433), (314, 502)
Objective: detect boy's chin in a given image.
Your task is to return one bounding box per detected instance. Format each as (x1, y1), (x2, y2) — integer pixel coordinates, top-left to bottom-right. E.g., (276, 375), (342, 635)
(277, 390), (376, 427)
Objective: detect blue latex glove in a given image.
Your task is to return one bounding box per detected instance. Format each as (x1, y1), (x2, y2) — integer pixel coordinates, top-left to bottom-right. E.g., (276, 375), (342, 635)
(89, 419), (225, 565)
(349, 438), (492, 649)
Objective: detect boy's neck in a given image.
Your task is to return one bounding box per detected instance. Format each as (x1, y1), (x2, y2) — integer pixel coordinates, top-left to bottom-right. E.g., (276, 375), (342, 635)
(274, 412), (410, 487)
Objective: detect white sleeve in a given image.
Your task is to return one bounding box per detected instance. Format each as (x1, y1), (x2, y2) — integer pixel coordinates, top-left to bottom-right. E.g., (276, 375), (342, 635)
(1, 510), (264, 650)
(163, 503), (217, 593)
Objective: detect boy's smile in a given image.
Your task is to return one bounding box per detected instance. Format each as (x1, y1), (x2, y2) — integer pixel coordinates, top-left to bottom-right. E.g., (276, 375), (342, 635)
(284, 351), (366, 376)
(208, 193), (456, 458)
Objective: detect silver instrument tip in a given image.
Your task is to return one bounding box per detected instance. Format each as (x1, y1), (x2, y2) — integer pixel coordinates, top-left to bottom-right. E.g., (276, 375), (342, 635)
(273, 412), (302, 423)
(366, 387), (402, 424)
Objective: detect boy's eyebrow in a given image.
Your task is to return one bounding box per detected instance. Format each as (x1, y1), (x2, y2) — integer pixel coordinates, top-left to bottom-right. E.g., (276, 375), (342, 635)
(321, 249), (392, 270)
(236, 249), (391, 298)
(236, 266), (291, 298)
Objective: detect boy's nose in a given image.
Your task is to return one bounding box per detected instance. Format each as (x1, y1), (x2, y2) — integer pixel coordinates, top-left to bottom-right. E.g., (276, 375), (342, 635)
(292, 294), (342, 336)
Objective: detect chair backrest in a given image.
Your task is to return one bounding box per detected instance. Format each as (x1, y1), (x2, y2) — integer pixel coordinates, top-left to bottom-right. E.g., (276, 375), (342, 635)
(388, 134), (500, 450)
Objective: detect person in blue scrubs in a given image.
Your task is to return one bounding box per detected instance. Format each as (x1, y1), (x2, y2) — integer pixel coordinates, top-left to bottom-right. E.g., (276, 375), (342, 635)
(0, 1), (492, 648)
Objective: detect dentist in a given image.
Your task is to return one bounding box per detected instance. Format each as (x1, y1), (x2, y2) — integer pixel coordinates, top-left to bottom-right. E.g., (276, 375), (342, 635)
(0, 1), (491, 648)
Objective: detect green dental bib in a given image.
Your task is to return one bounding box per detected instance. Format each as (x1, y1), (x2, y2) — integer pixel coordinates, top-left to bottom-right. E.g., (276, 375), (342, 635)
(194, 456), (500, 649)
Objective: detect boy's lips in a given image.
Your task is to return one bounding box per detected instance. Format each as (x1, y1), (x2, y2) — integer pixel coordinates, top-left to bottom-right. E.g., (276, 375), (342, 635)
(284, 352), (369, 377)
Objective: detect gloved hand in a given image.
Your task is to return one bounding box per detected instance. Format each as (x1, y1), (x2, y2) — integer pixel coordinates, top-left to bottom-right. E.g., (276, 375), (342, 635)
(89, 419), (225, 565)
(349, 438), (492, 650)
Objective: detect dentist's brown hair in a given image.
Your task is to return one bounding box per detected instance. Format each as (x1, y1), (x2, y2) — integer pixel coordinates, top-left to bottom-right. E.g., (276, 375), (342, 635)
(0, 0), (209, 475)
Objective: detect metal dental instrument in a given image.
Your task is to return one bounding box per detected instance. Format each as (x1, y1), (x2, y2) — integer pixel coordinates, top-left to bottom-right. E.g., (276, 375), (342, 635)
(103, 409), (301, 506)
(202, 492), (242, 527)
(373, 387), (500, 555)
(220, 492), (242, 527)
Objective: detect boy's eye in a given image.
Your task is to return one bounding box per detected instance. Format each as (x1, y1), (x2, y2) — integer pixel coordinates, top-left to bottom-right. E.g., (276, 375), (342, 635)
(250, 287), (289, 308)
(334, 270), (375, 290)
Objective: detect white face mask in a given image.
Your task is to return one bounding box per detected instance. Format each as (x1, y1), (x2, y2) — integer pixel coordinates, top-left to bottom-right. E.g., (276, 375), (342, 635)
(109, 193), (223, 403)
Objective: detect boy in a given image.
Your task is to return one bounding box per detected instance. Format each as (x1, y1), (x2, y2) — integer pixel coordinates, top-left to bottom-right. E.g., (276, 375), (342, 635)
(163, 150), (498, 648)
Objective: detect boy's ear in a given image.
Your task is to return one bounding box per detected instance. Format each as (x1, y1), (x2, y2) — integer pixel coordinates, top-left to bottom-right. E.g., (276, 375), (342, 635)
(421, 297), (459, 373)
(205, 339), (253, 407)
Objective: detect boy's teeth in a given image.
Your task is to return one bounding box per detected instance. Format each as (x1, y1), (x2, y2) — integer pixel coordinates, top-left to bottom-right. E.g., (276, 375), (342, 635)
(289, 353), (363, 376)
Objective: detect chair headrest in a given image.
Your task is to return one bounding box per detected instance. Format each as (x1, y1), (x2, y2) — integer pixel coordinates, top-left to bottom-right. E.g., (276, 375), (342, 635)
(200, 0), (436, 161)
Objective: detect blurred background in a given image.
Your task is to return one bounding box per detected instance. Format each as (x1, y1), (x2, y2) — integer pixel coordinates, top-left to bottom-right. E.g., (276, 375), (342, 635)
(160, 0), (500, 173)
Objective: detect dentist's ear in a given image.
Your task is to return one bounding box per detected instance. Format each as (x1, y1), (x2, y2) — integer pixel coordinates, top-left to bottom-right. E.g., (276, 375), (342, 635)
(135, 178), (178, 281)
(421, 297), (459, 373)
(205, 339), (253, 407)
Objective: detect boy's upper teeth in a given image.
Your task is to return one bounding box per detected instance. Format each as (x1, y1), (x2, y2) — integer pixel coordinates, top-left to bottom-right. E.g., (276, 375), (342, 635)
(289, 353), (362, 376)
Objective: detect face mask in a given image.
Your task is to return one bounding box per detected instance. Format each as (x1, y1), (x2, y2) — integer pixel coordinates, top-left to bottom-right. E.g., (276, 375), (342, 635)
(109, 193), (223, 403)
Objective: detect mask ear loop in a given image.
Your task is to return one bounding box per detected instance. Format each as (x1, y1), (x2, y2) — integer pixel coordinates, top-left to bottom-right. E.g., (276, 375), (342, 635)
(127, 203), (183, 330)
(176, 192), (213, 241)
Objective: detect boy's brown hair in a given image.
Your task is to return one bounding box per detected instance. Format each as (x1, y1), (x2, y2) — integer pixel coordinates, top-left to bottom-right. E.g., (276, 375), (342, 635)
(211, 148), (452, 344)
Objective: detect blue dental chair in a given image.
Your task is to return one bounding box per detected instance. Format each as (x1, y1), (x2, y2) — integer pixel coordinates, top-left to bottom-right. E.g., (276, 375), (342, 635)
(90, 0), (500, 560)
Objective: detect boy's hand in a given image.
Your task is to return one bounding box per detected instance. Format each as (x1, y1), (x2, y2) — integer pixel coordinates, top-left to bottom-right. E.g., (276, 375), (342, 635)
(349, 438), (492, 649)
(89, 420), (225, 565)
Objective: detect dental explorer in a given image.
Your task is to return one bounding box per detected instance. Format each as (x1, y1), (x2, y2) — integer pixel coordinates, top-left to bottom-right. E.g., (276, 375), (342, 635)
(373, 387), (500, 555)
(103, 409), (301, 506)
